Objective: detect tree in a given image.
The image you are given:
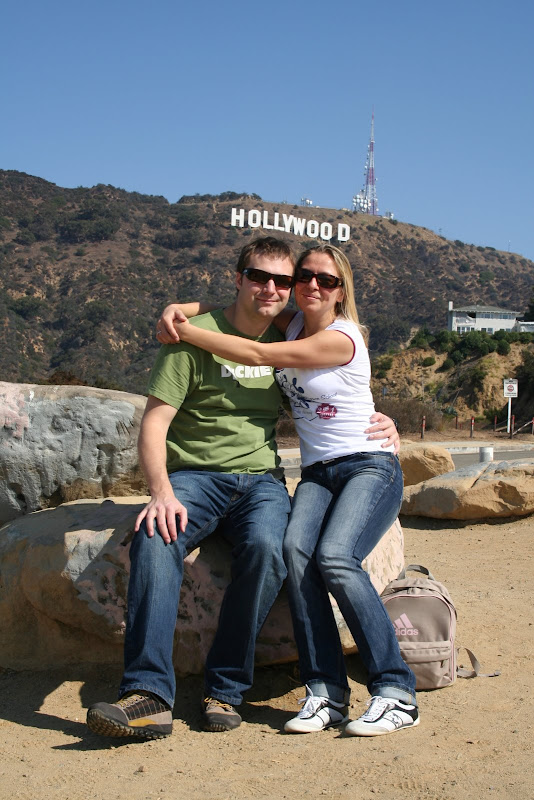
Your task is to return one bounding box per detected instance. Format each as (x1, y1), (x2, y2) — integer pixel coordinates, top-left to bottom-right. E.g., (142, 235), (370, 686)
(524, 290), (534, 321)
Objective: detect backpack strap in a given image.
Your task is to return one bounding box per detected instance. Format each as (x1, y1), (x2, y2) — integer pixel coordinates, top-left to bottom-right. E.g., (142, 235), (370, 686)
(397, 564), (436, 581)
(456, 646), (501, 679)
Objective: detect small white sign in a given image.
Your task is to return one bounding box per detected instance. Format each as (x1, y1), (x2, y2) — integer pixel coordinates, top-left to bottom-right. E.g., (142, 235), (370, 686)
(503, 379), (518, 397)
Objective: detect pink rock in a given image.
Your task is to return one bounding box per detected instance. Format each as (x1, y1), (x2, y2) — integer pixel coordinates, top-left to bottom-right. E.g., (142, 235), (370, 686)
(0, 498), (405, 672)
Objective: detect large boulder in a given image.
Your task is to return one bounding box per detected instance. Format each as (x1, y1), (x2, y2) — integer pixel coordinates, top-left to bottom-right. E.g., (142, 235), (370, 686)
(0, 498), (405, 672)
(0, 382), (147, 524)
(398, 444), (455, 487)
(401, 459), (534, 519)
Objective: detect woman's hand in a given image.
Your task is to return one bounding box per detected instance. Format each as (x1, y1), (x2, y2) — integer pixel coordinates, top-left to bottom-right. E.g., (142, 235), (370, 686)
(365, 413), (400, 455)
(156, 305), (188, 344)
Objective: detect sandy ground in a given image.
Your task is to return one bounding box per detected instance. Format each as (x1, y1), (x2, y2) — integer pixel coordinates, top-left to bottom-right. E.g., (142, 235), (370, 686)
(1, 507), (532, 800)
(2, 423), (533, 799)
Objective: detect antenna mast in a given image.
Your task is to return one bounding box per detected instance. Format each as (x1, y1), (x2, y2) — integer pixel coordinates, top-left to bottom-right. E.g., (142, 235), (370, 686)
(353, 110), (379, 215)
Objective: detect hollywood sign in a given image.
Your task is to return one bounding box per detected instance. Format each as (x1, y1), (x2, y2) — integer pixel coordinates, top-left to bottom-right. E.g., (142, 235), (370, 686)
(231, 208), (350, 242)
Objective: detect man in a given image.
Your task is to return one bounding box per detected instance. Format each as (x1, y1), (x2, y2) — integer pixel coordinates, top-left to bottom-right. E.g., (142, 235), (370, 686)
(87, 237), (397, 740)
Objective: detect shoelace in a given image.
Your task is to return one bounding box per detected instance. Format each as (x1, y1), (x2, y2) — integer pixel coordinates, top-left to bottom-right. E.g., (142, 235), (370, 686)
(296, 689), (328, 719)
(117, 693), (147, 708)
(362, 697), (392, 721)
(204, 696), (234, 712)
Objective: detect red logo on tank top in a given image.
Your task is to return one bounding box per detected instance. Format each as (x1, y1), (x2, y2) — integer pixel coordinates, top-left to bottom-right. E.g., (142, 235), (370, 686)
(316, 403), (337, 419)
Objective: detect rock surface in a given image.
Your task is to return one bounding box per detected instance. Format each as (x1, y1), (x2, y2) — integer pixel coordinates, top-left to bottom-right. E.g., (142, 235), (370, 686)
(0, 382), (147, 524)
(398, 443), (455, 487)
(401, 459), (534, 519)
(0, 498), (405, 672)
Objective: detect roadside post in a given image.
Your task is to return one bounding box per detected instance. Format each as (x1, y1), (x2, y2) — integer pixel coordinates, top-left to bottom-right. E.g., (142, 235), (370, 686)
(503, 379), (518, 434)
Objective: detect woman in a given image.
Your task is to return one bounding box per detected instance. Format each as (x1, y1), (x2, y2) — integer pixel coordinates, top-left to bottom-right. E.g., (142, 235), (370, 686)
(158, 244), (418, 737)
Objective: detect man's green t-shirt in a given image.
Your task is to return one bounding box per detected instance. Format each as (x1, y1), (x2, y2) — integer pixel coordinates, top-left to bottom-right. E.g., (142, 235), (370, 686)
(148, 310), (285, 475)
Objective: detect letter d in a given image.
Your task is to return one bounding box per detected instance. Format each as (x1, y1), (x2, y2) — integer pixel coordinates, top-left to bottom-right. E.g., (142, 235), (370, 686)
(337, 223), (350, 241)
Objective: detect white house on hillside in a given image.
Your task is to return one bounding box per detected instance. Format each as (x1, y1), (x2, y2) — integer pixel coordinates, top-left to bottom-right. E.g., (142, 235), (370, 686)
(447, 301), (522, 334)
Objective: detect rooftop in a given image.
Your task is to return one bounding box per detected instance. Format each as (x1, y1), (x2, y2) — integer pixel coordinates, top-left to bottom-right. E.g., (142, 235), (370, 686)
(451, 304), (522, 315)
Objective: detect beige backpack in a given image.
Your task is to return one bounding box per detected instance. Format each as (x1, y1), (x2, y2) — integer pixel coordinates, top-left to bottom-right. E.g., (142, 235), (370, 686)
(381, 564), (500, 690)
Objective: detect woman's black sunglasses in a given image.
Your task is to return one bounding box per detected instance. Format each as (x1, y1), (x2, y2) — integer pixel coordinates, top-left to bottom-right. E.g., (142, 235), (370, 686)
(296, 268), (343, 289)
(241, 267), (294, 289)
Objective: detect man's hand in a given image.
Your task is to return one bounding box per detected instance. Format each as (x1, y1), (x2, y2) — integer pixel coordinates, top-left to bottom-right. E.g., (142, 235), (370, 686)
(134, 492), (188, 544)
(156, 305), (188, 344)
(137, 396), (183, 543)
(365, 412), (400, 455)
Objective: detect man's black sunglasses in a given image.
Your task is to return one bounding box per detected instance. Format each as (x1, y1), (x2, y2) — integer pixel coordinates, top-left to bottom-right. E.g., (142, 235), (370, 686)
(296, 268), (343, 289)
(241, 267), (294, 289)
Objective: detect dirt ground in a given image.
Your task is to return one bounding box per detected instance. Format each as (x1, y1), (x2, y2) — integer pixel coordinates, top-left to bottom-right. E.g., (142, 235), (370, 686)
(1, 507), (532, 800)
(2, 419), (533, 799)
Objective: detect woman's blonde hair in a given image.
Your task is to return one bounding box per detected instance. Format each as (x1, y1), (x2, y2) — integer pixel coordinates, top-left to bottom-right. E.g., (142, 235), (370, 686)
(297, 244), (368, 340)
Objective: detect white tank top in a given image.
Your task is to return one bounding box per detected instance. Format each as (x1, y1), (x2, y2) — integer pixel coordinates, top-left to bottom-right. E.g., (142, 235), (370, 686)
(275, 312), (393, 467)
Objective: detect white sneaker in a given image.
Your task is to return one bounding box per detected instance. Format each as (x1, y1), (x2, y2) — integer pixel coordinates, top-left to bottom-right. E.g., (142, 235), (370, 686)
(345, 696), (419, 737)
(284, 686), (349, 733)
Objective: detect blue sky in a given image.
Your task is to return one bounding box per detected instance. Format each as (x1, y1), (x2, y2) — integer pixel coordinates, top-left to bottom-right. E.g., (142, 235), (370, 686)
(2, 0), (533, 259)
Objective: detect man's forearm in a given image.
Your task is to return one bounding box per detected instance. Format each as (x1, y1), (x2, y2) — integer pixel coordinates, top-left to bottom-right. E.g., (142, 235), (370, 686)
(138, 427), (174, 496)
(135, 396), (187, 541)
(137, 396), (178, 497)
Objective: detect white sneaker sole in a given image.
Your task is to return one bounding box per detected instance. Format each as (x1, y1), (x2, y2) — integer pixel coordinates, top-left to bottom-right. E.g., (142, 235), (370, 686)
(345, 715), (420, 737)
(284, 713), (349, 734)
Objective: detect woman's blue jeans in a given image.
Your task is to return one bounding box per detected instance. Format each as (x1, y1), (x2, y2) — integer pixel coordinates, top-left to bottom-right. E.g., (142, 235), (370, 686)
(283, 451), (416, 706)
(119, 471), (290, 709)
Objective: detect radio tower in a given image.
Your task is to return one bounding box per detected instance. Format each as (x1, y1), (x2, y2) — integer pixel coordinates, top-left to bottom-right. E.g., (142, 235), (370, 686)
(352, 110), (378, 215)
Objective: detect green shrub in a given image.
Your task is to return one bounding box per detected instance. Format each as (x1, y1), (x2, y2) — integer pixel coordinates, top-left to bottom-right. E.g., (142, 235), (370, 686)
(15, 229), (36, 246)
(409, 327), (434, 349)
(421, 356), (436, 367)
(11, 295), (45, 319)
(497, 339), (511, 356)
(464, 363), (488, 393)
(372, 355), (393, 376)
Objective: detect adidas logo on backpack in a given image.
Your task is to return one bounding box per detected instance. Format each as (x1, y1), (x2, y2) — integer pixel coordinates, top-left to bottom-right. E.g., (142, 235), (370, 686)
(381, 564), (500, 691)
(393, 614), (419, 636)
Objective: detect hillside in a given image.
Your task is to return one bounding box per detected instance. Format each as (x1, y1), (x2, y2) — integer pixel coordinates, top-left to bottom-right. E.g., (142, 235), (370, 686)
(371, 336), (534, 427)
(1, 169), (533, 396)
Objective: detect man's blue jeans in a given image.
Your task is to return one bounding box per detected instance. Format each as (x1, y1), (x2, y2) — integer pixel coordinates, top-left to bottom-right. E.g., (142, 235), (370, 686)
(283, 452), (416, 706)
(120, 471), (291, 709)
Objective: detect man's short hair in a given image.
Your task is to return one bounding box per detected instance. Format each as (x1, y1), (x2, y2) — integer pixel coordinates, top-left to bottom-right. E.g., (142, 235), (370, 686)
(236, 237), (295, 273)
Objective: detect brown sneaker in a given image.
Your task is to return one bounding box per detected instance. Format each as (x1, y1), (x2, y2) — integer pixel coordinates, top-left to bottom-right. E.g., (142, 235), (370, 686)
(201, 696), (242, 732)
(87, 692), (172, 740)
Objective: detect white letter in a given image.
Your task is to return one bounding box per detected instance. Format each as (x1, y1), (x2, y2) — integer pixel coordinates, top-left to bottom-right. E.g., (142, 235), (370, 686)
(337, 223), (350, 241)
(260, 366), (271, 376)
(292, 217), (306, 236)
(221, 365), (235, 378)
(273, 212), (284, 231)
(234, 365), (245, 378)
(262, 210), (274, 230)
(231, 208), (245, 228)
(320, 222), (333, 240)
(306, 220), (319, 238)
(248, 209), (261, 228)
(282, 214), (295, 232)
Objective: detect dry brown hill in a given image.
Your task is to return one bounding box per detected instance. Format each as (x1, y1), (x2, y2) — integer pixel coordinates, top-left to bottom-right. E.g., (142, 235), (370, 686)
(1, 169), (533, 395)
(371, 338), (534, 429)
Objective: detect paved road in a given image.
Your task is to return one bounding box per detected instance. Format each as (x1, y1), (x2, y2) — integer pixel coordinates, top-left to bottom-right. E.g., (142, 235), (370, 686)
(452, 449), (534, 468)
(280, 445), (534, 478)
